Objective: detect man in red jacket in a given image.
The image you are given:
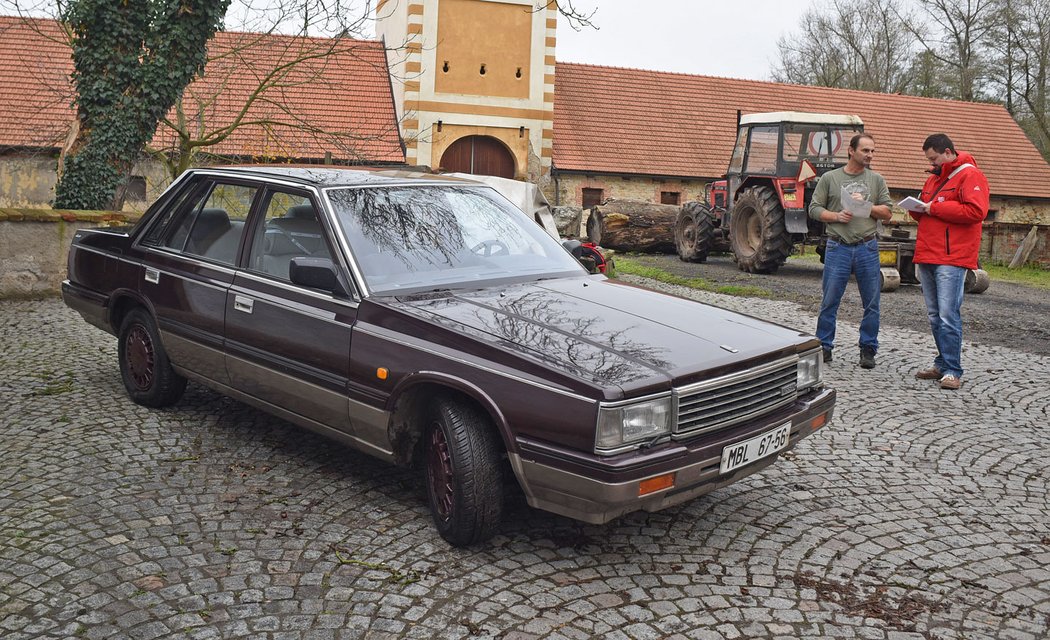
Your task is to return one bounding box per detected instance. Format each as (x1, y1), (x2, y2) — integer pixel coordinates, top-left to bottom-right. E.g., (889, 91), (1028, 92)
(909, 133), (990, 390)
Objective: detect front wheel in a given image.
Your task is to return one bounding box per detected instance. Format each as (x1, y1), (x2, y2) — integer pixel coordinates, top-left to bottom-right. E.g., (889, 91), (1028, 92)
(424, 397), (504, 546)
(118, 308), (187, 407)
(729, 186), (792, 274)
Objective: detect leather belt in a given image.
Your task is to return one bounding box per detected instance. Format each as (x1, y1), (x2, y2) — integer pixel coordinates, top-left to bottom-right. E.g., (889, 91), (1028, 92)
(830, 233), (876, 246)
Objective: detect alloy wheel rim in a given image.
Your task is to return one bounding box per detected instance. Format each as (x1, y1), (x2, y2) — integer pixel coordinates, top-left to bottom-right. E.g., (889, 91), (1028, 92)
(426, 424), (455, 521)
(125, 325), (155, 391)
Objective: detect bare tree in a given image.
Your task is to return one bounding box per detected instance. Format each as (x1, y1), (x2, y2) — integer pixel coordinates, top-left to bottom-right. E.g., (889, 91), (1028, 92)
(773, 0), (917, 94)
(903, 0), (1000, 101)
(1002, 0), (1050, 157)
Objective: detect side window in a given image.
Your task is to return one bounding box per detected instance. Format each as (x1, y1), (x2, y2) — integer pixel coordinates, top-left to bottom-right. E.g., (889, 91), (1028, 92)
(141, 181), (202, 246)
(727, 128), (748, 174)
(163, 182), (257, 266)
(744, 126), (778, 174)
(247, 190), (331, 281)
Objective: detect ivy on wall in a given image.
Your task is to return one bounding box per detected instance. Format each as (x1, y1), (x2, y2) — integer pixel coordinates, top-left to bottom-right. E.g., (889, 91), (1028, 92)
(54, 0), (230, 210)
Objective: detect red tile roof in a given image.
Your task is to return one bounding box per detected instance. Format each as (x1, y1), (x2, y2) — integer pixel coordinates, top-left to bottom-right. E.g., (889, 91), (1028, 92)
(553, 62), (1050, 199)
(0, 17), (404, 163)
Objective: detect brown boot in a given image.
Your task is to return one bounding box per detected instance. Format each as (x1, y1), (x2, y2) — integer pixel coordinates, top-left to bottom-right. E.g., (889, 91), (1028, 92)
(939, 374), (962, 390)
(915, 367), (942, 380)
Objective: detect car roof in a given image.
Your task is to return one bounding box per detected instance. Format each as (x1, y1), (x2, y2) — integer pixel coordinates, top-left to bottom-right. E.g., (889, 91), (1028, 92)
(187, 165), (484, 189)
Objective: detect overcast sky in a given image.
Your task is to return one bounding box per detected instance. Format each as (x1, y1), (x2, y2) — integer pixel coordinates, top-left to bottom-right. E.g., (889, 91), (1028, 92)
(555, 0), (813, 81)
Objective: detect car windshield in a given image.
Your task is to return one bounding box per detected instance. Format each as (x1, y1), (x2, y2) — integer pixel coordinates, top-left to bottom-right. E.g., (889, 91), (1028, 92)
(326, 184), (585, 294)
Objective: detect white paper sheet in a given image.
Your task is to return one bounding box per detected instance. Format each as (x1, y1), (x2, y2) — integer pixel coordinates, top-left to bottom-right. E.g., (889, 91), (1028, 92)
(897, 196), (927, 212)
(840, 186), (872, 218)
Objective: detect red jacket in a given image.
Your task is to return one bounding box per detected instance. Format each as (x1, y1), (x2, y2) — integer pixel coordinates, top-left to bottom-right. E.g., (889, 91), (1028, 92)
(910, 151), (989, 269)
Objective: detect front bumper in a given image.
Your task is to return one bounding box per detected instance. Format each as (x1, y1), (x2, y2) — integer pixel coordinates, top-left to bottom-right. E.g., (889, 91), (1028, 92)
(510, 386), (835, 524)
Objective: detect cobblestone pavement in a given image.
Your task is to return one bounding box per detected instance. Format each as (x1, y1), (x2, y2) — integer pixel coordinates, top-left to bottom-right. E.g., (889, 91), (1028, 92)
(2, 294), (1049, 640)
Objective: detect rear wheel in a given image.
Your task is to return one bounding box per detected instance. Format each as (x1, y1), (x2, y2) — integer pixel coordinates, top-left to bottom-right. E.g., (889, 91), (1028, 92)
(424, 397), (503, 546)
(118, 308), (187, 407)
(729, 186), (792, 274)
(674, 202), (716, 263)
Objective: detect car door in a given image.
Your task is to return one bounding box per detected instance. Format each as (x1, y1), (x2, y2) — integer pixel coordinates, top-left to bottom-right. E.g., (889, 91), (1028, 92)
(223, 187), (361, 437)
(136, 178), (260, 384)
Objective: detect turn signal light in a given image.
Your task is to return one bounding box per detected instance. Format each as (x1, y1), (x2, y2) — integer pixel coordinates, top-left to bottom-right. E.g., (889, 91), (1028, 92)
(376, 367), (388, 380)
(810, 413), (827, 430)
(638, 473), (675, 496)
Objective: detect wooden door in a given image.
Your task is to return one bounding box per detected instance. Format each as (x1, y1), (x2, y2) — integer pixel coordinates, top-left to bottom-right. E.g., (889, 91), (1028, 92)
(440, 135), (515, 178)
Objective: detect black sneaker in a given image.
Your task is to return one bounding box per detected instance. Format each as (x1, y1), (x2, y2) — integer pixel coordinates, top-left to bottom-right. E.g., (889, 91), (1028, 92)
(859, 346), (876, 369)
(822, 348), (833, 363)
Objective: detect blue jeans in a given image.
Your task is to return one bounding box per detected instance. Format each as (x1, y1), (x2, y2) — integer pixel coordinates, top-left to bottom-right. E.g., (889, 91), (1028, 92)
(916, 263), (967, 378)
(816, 238), (880, 353)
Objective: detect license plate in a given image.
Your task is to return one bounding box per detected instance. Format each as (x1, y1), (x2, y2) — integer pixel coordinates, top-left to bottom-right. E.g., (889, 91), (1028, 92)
(719, 422), (791, 474)
(879, 249), (898, 266)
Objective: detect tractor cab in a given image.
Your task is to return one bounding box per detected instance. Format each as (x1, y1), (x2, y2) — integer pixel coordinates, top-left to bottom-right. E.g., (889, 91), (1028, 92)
(677, 111), (864, 274)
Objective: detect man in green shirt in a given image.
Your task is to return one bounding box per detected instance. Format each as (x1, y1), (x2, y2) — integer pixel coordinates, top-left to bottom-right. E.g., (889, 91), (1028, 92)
(809, 133), (893, 368)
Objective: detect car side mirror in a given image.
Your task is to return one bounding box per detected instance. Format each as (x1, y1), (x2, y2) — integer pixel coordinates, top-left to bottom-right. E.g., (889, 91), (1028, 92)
(289, 257), (349, 296)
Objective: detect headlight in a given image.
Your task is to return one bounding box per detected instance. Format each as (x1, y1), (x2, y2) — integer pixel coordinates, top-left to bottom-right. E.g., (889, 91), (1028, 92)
(595, 395), (673, 454)
(797, 349), (823, 391)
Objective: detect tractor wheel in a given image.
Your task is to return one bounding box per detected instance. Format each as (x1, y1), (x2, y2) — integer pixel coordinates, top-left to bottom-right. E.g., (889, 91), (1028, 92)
(729, 186), (792, 274)
(674, 202), (716, 263)
(965, 268), (991, 294)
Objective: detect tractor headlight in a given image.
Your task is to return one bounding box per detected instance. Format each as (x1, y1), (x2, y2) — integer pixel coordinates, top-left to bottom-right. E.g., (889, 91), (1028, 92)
(797, 349), (823, 391)
(595, 395), (673, 455)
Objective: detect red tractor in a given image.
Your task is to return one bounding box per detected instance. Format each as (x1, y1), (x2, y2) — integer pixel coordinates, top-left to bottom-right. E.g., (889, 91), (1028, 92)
(675, 111), (865, 273)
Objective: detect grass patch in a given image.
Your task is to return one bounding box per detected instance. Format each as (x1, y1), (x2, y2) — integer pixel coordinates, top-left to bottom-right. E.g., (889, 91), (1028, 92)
(615, 256), (772, 298)
(983, 262), (1050, 289)
(25, 370), (75, 397)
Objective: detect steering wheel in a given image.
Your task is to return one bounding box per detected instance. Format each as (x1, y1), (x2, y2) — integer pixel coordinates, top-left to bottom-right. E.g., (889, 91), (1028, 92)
(470, 239), (510, 257)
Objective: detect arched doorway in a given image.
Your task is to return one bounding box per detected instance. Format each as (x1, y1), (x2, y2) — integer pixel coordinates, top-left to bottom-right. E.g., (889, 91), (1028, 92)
(439, 135), (516, 178)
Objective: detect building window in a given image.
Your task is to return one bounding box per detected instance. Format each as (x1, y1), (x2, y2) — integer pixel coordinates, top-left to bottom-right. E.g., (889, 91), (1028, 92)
(582, 188), (604, 209)
(661, 191), (681, 205)
(126, 175), (147, 201)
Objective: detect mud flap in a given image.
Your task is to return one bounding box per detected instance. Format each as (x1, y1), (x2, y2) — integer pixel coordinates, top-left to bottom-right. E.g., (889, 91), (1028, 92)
(784, 209), (809, 233)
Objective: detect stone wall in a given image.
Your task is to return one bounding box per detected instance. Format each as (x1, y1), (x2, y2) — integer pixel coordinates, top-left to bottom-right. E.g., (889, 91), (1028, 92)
(0, 152), (174, 210)
(0, 209), (138, 298)
(548, 173), (1050, 227)
(546, 173), (709, 208)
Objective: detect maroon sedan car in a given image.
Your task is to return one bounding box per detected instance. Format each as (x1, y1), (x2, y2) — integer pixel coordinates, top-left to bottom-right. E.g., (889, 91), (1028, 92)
(63, 167), (835, 546)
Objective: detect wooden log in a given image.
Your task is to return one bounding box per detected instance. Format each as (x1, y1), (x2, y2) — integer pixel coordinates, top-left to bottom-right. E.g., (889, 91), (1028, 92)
(1009, 225), (1039, 268)
(585, 198), (679, 253)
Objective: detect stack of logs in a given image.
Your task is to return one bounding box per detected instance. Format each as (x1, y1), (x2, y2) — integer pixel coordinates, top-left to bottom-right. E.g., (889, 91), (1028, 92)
(585, 198), (680, 253)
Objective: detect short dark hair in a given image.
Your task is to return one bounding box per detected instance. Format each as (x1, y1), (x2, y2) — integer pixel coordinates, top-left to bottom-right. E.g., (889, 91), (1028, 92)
(849, 133), (874, 150)
(923, 133), (956, 154)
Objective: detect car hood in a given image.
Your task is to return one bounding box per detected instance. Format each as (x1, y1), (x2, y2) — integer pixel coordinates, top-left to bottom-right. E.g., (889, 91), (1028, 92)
(381, 276), (813, 395)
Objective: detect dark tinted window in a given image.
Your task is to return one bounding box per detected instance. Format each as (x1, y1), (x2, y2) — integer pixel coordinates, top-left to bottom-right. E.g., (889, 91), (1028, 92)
(141, 181), (201, 246)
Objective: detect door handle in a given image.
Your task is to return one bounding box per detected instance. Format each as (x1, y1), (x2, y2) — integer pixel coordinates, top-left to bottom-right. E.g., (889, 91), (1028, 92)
(233, 296), (254, 314)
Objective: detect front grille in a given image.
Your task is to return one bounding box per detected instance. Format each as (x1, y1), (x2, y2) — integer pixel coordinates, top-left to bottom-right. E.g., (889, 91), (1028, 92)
(674, 356), (798, 436)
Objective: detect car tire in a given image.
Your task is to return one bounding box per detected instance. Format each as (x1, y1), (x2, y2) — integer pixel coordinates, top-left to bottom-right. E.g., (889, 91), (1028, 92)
(424, 397), (503, 546)
(118, 308), (187, 407)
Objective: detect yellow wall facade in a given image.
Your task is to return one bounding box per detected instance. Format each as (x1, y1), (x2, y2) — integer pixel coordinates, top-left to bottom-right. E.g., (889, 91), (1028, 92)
(377, 0), (556, 183)
(434, 0), (532, 99)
